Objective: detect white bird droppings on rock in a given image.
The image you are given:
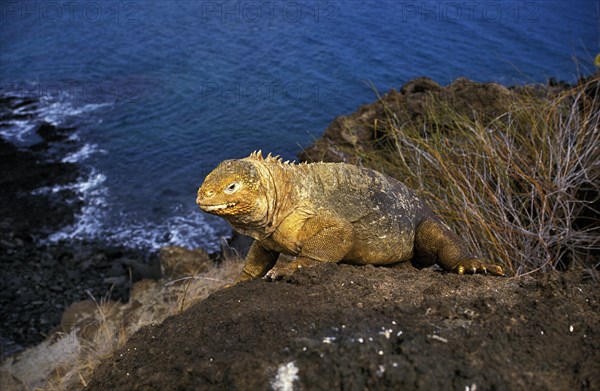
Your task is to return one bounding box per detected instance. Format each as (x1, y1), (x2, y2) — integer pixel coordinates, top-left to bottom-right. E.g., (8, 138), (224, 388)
(379, 328), (393, 339)
(272, 361), (299, 391)
(428, 334), (448, 343)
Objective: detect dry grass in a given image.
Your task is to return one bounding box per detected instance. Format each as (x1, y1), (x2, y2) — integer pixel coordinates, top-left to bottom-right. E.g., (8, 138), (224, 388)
(363, 76), (600, 277)
(1, 254), (243, 391)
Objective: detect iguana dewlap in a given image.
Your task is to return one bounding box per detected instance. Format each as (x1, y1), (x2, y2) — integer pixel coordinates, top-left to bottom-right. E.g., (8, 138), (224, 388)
(196, 151), (504, 282)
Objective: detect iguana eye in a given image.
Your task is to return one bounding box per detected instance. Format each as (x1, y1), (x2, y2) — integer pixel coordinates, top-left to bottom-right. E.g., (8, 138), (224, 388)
(224, 181), (240, 194)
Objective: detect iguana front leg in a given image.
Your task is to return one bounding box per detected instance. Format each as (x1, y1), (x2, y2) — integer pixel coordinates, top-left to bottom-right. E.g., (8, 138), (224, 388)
(265, 213), (354, 280)
(235, 241), (279, 283)
(264, 256), (320, 280)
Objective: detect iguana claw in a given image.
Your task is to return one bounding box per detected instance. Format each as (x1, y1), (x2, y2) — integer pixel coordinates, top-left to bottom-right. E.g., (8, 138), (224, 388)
(264, 265), (294, 281)
(455, 259), (505, 276)
(263, 268), (282, 281)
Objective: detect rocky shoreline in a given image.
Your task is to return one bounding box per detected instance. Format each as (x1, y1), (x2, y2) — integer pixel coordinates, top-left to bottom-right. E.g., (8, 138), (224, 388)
(0, 96), (158, 358)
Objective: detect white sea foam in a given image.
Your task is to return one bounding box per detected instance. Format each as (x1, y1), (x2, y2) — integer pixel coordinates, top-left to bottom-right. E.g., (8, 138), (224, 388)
(61, 143), (107, 163)
(38, 100), (111, 127)
(36, 177), (106, 248)
(45, 168), (109, 241)
(45, 168), (228, 253)
(32, 166), (107, 197)
(0, 90), (111, 143)
(106, 213), (229, 253)
(0, 120), (38, 142)
(49, 202), (228, 253)
(6, 90), (225, 253)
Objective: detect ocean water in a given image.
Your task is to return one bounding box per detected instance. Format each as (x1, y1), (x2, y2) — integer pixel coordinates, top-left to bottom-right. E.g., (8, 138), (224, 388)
(0, 0), (598, 251)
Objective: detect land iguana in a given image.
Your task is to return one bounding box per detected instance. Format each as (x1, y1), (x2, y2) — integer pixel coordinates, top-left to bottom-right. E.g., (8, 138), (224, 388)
(196, 151), (505, 283)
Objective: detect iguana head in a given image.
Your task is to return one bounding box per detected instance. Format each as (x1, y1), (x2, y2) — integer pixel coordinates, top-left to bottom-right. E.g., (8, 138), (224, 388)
(196, 157), (270, 225)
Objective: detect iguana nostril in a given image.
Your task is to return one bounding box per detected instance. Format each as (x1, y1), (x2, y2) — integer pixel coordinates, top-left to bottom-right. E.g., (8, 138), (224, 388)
(196, 187), (213, 205)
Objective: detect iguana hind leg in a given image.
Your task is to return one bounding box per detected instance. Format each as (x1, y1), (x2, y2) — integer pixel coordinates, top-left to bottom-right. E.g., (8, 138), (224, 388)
(414, 219), (504, 276)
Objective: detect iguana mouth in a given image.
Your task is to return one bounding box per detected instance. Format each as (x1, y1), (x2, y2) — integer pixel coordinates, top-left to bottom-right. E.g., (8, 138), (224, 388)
(200, 202), (237, 212)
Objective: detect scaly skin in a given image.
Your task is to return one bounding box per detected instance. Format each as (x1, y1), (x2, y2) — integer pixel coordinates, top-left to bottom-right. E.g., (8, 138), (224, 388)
(197, 151), (505, 283)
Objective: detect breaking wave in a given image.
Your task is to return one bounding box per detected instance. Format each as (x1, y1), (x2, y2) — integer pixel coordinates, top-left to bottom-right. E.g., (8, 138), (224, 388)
(3, 88), (229, 253)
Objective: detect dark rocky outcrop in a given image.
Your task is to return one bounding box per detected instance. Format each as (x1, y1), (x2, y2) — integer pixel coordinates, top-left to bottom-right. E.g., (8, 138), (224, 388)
(88, 264), (600, 391)
(299, 77), (517, 163)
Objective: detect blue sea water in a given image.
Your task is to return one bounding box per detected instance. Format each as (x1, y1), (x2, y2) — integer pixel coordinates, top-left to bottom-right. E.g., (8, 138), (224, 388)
(0, 0), (598, 251)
